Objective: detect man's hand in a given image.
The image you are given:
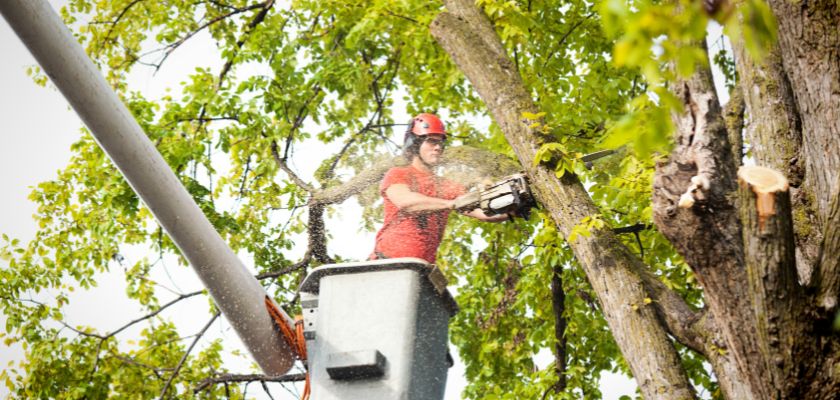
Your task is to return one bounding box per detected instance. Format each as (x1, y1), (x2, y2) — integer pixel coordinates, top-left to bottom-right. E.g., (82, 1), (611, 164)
(462, 207), (510, 222)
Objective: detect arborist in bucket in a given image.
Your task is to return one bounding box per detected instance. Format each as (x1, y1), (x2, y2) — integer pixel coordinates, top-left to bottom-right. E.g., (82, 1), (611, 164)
(370, 113), (510, 263)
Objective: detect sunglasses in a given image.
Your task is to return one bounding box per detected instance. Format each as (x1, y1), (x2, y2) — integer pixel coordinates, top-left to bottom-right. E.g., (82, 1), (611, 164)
(423, 137), (447, 147)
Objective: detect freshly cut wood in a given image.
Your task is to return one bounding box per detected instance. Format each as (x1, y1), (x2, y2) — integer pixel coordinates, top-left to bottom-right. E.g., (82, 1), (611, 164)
(737, 166), (789, 192)
(738, 166), (789, 229)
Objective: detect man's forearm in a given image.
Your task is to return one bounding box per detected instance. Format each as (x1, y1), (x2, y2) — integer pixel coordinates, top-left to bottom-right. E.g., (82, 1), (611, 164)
(386, 184), (454, 213)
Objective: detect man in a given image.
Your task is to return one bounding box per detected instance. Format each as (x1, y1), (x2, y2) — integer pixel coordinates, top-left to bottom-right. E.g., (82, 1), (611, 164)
(370, 113), (508, 263)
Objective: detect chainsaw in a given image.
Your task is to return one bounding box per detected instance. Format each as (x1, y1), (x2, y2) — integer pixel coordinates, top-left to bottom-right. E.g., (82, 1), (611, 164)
(452, 150), (616, 219)
(453, 173), (536, 219)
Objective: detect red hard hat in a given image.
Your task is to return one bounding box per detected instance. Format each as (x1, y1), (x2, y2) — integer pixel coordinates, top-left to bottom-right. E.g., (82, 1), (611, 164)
(409, 113), (446, 138)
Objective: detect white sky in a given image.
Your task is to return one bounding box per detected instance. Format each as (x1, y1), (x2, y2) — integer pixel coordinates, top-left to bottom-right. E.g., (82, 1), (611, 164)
(0, 1), (645, 399)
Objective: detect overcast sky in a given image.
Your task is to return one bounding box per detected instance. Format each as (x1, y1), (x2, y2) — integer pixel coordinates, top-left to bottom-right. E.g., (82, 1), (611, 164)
(0, 1), (644, 399)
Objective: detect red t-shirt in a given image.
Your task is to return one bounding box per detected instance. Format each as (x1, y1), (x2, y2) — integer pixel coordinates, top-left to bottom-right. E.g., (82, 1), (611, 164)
(372, 166), (464, 263)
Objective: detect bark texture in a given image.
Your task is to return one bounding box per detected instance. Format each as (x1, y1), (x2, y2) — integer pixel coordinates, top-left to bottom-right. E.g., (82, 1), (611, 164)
(738, 167), (815, 397)
(432, 1), (697, 399)
(657, 1), (840, 397)
(652, 40), (772, 399)
(732, 39), (818, 282)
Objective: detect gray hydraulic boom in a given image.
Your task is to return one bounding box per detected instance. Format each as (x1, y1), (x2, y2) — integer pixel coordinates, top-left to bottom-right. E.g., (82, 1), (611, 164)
(0, 0), (296, 375)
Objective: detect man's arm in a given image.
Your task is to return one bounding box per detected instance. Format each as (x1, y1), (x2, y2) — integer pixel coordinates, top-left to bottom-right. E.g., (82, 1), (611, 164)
(385, 184), (455, 213)
(386, 184), (510, 223)
(462, 208), (509, 222)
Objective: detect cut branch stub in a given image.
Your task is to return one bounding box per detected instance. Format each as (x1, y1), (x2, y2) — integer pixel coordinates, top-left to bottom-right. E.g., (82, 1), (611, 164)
(738, 165), (811, 396)
(738, 166), (790, 232)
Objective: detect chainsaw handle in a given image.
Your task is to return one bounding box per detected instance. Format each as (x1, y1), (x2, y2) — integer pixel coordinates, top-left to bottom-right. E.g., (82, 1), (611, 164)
(452, 191), (481, 212)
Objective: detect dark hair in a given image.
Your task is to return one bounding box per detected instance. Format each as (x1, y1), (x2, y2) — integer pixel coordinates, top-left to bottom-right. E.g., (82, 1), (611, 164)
(403, 126), (422, 160)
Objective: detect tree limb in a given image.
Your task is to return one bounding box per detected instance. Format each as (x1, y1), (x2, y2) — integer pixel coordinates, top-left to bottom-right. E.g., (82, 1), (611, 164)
(550, 264), (567, 394)
(58, 289), (204, 343)
(271, 140), (315, 192)
(731, 39), (816, 280)
(153, 1), (273, 74)
(193, 373), (306, 394)
(107, 290), (203, 339)
(256, 254), (312, 280)
(96, 0), (146, 55)
(724, 83), (745, 166)
(635, 267), (704, 353)
(216, 0), (277, 80)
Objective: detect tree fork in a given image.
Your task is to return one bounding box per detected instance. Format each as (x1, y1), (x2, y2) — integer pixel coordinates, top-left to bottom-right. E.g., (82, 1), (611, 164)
(653, 37), (774, 400)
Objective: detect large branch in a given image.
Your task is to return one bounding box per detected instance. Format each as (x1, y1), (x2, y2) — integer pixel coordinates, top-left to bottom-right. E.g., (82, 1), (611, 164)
(432, 2), (696, 398)
(635, 267), (704, 353)
(767, 0), (840, 226)
(193, 372), (306, 394)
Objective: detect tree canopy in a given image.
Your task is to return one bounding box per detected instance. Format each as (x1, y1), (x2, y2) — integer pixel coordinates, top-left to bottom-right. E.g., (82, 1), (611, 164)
(4, 0), (836, 399)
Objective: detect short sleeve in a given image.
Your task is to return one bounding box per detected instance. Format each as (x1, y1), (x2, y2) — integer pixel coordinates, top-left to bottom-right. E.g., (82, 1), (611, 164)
(380, 167), (411, 196)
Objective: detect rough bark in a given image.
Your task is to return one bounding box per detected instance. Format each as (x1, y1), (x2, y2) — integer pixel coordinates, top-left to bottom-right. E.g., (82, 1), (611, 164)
(767, 0), (840, 225)
(723, 84), (745, 166)
(432, 2), (697, 398)
(653, 40), (770, 399)
(738, 166), (814, 397)
(731, 39), (818, 282)
(428, 1), (840, 398)
(815, 177), (840, 311)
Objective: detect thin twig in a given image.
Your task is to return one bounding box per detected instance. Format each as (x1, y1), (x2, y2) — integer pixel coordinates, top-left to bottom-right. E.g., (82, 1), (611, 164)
(97, 0), (146, 56)
(256, 255), (312, 280)
(270, 140), (314, 192)
(107, 290), (203, 339)
(159, 311), (220, 399)
(153, 2), (269, 73)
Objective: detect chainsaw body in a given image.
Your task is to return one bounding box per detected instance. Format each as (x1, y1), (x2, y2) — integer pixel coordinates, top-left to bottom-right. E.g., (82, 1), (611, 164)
(453, 173), (535, 218)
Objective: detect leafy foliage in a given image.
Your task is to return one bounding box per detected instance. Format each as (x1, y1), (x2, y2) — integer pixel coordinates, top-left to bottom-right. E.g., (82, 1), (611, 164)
(1, 0), (777, 398)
